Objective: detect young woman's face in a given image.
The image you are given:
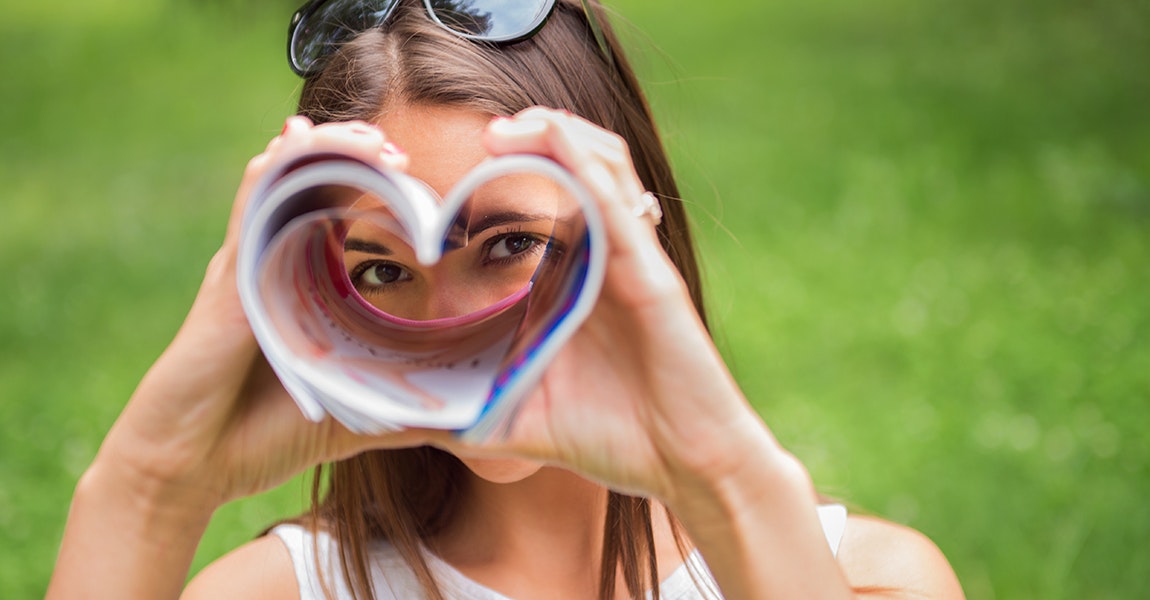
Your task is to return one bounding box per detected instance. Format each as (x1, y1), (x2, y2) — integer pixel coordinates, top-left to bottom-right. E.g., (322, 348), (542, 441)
(359, 104), (550, 482)
(340, 107), (577, 324)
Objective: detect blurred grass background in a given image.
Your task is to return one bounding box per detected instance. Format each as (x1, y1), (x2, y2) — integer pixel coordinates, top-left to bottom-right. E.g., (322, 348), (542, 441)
(1, 0), (1146, 597)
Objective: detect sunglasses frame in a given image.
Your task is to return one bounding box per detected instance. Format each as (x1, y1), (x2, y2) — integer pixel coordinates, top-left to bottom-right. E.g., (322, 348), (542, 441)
(288, 0), (562, 77)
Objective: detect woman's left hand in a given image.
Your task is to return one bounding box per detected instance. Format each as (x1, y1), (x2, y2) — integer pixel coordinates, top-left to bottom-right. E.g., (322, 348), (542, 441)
(427, 108), (866, 600)
(435, 107), (792, 506)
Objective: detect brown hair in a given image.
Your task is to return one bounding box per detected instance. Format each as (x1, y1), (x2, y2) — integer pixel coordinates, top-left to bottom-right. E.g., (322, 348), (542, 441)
(293, 1), (707, 598)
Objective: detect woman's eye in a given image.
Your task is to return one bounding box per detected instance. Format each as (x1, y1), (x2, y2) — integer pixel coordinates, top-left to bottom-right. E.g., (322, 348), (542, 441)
(356, 262), (411, 287)
(487, 234), (541, 261)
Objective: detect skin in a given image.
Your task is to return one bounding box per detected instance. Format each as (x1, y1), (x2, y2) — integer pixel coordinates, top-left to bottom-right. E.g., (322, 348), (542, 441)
(47, 106), (965, 599)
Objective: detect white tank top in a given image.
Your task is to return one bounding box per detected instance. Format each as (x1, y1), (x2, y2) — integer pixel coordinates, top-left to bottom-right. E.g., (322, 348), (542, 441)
(271, 504), (847, 599)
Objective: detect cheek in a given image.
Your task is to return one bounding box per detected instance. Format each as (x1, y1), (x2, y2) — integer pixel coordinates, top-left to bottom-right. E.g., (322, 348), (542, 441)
(457, 456), (545, 484)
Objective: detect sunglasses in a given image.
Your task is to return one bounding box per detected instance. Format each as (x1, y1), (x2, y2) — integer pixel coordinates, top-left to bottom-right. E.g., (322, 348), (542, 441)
(289, 0), (610, 77)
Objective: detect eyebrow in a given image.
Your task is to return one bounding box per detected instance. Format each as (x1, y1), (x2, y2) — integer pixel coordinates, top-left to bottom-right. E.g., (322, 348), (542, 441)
(343, 238), (393, 256)
(465, 210), (555, 236)
(345, 211), (562, 254)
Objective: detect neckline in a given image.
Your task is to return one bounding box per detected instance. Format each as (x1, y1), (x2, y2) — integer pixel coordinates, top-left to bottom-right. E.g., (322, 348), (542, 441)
(419, 546), (705, 600)
(286, 504), (844, 598)
(413, 504), (844, 599)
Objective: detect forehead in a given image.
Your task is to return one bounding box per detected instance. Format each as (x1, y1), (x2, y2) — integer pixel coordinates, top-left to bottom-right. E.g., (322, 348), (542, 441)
(374, 105), (491, 199)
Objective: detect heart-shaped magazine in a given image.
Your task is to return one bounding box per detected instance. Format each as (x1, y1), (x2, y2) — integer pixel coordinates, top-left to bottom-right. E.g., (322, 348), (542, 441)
(237, 153), (605, 440)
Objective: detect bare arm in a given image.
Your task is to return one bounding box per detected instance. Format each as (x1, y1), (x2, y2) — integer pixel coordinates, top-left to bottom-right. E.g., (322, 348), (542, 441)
(662, 429), (854, 599)
(47, 118), (433, 599)
(468, 107), (964, 599)
(664, 431), (965, 599)
(49, 460), (214, 599)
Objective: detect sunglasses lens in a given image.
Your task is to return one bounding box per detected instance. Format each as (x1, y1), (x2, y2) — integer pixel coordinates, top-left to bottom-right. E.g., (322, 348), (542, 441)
(293, 0), (395, 74)
(428, 0), (554, 41)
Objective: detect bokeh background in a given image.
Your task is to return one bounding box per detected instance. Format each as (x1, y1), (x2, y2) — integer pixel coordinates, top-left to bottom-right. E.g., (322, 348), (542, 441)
(2, 0), (1147, 597)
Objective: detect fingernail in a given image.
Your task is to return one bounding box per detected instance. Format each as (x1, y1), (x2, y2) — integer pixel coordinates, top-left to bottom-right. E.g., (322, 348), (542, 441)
(487, 117), (511, 133)
(348, 122), (380, 136)
(488, 117), (546, 136)
(282, 115), (308, 135)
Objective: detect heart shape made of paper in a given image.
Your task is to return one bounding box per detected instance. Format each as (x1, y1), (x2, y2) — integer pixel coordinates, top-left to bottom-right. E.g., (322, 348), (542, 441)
(237, 154), (605, 439)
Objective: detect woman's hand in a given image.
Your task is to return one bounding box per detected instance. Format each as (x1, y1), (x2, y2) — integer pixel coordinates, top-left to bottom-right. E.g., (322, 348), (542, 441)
(469, 108), (965, 600)
(102, 117), (439, 508)
(447, 107), (789, 502)
(47, 118), (438, 599)
(81, 108), (770, 515)
(465, 107), (859, 600)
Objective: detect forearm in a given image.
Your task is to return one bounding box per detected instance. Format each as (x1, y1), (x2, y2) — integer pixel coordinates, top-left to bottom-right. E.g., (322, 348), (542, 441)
(664, 421), (853, 600)
(47, 456), (215, 600)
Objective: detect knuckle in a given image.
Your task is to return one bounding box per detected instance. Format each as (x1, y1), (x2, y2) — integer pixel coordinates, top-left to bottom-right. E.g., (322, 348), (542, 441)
(341, 120), (382, 135)
(244, 153), (270, 177)
(203, 246), (235, 285)
(518, 106), (556, 120)
(642, 262), (690, 300)
(604, 130), (628, 154)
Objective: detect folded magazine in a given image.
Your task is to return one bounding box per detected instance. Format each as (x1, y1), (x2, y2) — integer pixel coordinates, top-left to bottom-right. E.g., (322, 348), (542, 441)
(236, 153), (605, 440)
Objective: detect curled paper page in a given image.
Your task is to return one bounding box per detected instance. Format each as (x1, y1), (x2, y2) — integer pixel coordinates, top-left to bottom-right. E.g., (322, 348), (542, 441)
(236, 154), (605, 439)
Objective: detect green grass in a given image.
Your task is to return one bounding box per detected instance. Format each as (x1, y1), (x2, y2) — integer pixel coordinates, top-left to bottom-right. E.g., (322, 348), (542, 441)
(2, 0), (1147, 597)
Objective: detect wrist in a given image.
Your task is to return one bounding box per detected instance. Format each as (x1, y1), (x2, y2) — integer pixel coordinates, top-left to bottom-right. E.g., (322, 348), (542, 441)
(659, 430), (853, 599)
(643, 368), (794, 503)
(80, 452), (219, 535)
(85, 415), (226, 526)
(660, 417), (814, 523)
(48, 457), (216, 599)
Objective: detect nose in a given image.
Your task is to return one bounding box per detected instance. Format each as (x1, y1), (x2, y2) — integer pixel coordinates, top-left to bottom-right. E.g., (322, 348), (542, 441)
(419, 278), (487, 320)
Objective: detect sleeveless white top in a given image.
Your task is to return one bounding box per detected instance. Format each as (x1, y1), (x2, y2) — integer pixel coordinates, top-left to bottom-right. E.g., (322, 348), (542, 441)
(271, 505), (847, 599)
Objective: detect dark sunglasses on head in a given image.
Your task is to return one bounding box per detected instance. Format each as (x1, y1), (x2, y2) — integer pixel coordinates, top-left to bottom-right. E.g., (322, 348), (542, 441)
(289, 0), (610, 77)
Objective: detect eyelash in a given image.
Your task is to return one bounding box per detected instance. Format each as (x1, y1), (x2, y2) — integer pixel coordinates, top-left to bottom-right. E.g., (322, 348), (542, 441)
(349, 260), (411, 296)
(348, 229), (562, 295)
(480, 228), (550, 267)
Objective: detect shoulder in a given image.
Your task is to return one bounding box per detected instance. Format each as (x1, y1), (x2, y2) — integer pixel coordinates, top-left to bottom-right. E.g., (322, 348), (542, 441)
(182, 533), (299, 600)
(837, 515), (966, 599)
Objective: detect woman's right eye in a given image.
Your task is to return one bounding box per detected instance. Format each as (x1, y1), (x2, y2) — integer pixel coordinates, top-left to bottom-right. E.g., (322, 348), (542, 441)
(353, 261), (412, 290)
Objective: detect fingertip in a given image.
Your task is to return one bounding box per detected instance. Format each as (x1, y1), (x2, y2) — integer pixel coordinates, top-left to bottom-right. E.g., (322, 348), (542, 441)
(281, 115), (313, 136)
(483, 115), (557, 161)
(379, 153), (410, 172)
(487, 114), (549, 138)
(345, 121), (385, 142)
(515, 106), (568, 121)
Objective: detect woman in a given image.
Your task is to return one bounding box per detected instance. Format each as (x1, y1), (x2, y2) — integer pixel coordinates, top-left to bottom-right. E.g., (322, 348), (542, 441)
(48, 0), (964, 598)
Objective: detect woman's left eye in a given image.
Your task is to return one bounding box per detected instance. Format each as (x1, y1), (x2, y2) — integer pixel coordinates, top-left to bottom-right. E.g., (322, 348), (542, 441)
(486, 234), (542, 261)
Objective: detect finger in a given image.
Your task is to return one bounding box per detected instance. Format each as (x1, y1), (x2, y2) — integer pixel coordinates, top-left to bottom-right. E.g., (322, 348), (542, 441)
(288, 119), (410, 172)
(485, 110), (693, 333)
(227, 118), (410, 240)
(484, 109), (627, 189)
(183, 117), (411, 393)
(483, 109), (660, 258)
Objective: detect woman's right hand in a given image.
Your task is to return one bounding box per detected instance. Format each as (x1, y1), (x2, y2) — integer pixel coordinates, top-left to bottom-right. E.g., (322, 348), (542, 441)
(48, 117), (447, 600)
(92, 116), (438, 512)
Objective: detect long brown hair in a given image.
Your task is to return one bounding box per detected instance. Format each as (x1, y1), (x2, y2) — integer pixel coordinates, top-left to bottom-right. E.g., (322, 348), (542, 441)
(293, 1), (708, 598)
